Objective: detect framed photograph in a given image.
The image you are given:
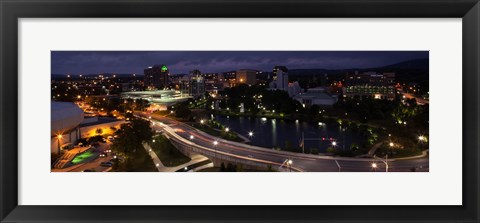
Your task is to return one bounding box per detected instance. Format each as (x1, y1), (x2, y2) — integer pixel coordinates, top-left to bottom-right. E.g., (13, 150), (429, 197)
(1, 0), (479, 222)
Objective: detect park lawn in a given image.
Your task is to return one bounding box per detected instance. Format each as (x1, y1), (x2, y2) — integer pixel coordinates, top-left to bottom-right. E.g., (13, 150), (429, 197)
(130, 151), (158, 172)
(114, 148), (158, 172)
(150, 135), (191, 167)
(190, 123), (244, 142)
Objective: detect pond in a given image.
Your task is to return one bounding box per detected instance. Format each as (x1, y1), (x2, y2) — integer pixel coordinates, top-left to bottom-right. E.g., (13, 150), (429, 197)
(212, 115), (366, 153)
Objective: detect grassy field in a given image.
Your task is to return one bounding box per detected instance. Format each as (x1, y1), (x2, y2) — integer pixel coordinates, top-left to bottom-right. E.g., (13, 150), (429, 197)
(150, 135), (191, 167)
(190, 123), (244, 142)
(113, 148), (158, 172)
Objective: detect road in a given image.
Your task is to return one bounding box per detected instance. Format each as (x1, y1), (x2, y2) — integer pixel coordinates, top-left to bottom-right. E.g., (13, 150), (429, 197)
(401, 90), (429, 105)
(143, 113), (429, 172)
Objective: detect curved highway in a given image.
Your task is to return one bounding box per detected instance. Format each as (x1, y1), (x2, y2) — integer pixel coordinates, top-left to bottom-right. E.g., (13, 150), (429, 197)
(142, 113), (429, 172)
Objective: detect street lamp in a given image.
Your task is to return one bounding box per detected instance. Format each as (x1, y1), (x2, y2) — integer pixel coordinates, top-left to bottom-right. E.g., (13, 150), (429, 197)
(57, 134), (63, 154)
(373, 155), (389, 172)
(332, 141), (337, 147)
(418, 135), (427, 143)
(248, 131), (254, 138)
(190, 135), (194, 140)
(287, 159), (293, 172)
(389, 142), (394, 147)
(225, 127), (230, 132)
(371, 162), (378, 172)
(200, 119), (205, 124)
(213, 140), (218, 158)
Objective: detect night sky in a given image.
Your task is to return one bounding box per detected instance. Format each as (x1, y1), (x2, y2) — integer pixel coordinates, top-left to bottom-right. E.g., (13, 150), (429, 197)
(51, 51), (428, 75)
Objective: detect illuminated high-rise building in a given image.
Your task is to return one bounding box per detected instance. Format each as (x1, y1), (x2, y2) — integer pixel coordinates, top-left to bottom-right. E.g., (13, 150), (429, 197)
(180, 69), (205, 98)
(144, 64), (170, 90)
(270, 66), (289, 90)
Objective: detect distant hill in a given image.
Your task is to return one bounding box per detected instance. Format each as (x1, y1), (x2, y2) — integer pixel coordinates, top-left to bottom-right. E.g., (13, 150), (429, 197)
(285, 58), (429, 89)
(286, 58), (429, 76)
(287, 68), (336, 76)
(379, 58), (429, 70)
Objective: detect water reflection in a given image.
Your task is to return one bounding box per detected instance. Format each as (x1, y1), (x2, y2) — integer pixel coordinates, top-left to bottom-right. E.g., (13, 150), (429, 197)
(213, 115), (365, 153)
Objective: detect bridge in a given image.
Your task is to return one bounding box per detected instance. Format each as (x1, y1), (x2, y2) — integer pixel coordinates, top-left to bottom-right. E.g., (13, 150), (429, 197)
(158, 122), (297, 171)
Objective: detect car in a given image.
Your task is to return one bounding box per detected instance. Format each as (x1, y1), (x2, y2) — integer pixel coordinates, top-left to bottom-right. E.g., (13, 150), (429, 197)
(99, 152), (107, 157)
(100, 161), (113, 167)
(105, 149), (112, 153)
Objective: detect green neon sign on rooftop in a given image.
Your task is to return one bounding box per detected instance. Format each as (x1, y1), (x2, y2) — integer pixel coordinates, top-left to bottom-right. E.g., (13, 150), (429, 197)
(161, 65), (168, 72)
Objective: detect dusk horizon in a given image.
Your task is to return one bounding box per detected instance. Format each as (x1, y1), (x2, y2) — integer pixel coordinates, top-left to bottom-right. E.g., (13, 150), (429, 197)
(51, 51), (428, 75)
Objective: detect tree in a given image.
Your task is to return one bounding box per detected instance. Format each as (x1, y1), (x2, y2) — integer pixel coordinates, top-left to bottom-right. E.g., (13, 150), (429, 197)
(326, 147), (336, 154)
(111, 118), (153, 155)
(174, 102), (192, 120)
(350, 143), (359, 151)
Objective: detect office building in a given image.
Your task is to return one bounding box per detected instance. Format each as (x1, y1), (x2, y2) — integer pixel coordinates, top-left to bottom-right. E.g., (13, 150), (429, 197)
(294, 87), (338, 107)
(287, 81), (302, 97)
(273, 66), (288, 80)
(144, 64), (170, 90)
(180, 69), (206, 98)
(269, 66), (289, 91)
(343, 71), (395, 100)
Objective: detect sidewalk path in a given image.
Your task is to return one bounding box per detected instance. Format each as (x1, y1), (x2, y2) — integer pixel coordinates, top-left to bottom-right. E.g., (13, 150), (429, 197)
(161, 154), (209, 172)
(189, 162), (214, 172)
(143, 143), (209, 172)
(143, 143), (165, 172)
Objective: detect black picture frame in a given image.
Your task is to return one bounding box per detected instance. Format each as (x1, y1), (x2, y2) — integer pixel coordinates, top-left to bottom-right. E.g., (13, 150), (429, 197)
(1, 0), (479, 222)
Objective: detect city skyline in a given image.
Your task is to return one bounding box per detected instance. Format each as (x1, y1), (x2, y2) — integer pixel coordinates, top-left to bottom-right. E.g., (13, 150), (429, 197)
(51, 50), (429, 173)
(52, 51), (428, 75)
